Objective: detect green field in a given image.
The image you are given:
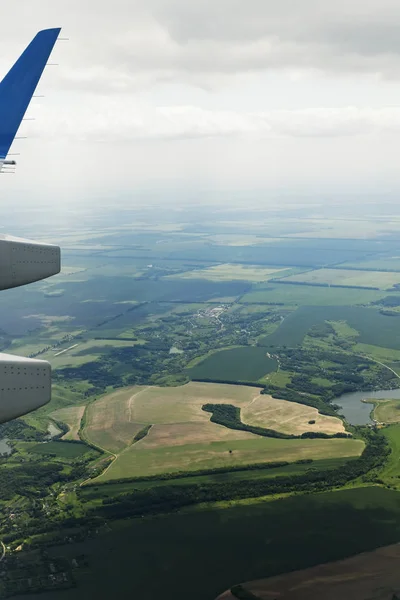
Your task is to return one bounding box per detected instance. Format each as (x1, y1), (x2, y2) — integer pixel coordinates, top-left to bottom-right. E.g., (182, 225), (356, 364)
(341, 258), (400, 271)
(30, 487), (400, 600)
(29, 441), (91, 458)
(168, 263), (291, 282)
(381, 425), (400, 483)
(283, 268), (400, 290)
(240, 284), (385, 306)
(189, 346), (278, 382)
(258, 305), (400, 350)
(97, 437), (363, 481)
(374, 401), (400, 424)
(41, 339), (143, 369)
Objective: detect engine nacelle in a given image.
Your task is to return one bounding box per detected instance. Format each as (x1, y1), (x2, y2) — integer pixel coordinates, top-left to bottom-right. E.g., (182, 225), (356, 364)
(0, 234), (60, 290)
(0, 354), (51, 423)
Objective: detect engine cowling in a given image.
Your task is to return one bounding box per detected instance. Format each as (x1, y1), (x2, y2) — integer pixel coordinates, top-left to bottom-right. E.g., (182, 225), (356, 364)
(0, 354), (51, 423)
(0, 233), (60, 290)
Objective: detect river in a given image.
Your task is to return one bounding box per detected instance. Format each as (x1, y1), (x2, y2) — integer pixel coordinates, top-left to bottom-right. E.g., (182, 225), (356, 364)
(336, 388), (400, 425)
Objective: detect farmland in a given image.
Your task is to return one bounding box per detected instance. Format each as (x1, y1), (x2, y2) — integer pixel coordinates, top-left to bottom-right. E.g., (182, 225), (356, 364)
(26, 487), (400, 600)
(189, 346), (278, 382)
(51, 406), (86, 440)
(373, 400), (400, 424)
(282, 268), (400, 289)
(239, 284), (385, 306)
(168, 263), (291, 282)
(96, 436), (363, 480)
(241, 395), (346, 435)
(380, 425), (400, 484)
(84, 387), (148, 453)
(29, 441), (90, 458)
(258, 305), (400, 350)
(79, 382), (362, 482)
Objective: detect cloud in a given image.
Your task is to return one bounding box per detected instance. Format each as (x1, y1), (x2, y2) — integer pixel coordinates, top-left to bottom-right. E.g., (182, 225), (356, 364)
(4, 0), (400, 94)
(30, 101), (400, 141)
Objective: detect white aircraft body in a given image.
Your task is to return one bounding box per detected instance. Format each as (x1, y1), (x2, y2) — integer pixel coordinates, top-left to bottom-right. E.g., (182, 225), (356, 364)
(0, 29), (62, 423)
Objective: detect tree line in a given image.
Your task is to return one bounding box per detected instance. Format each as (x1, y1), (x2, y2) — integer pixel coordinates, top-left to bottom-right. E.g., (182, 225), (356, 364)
(202, 403), (350, 440)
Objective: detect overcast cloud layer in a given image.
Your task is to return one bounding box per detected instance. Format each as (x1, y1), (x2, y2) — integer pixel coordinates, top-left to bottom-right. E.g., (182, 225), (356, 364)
(2, 0), (400, 202)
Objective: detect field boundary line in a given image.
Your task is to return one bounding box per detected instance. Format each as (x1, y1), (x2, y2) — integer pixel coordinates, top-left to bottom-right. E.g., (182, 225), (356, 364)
(128, 386), (150, 422)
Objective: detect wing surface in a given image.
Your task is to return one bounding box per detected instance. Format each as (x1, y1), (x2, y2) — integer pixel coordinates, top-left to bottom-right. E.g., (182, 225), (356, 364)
(0, 28), (61, 161)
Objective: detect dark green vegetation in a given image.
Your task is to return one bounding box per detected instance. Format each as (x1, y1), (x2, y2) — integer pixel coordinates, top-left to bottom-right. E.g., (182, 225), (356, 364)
(80, 458), (351, 496)
(20, 486), (400, 600)
(78, 428), (387, 520)
(202, 403), (350, 439)
(190, 346), (278, 382)
(29, 441), (91, 458)
(259, 305), (400, 349)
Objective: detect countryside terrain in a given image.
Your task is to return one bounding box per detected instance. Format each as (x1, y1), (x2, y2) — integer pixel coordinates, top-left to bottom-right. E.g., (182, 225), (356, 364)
(2, 198), (400, 598)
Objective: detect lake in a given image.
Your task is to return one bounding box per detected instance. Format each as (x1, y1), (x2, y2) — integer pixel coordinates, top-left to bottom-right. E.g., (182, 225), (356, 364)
(336, 388), (400, 425)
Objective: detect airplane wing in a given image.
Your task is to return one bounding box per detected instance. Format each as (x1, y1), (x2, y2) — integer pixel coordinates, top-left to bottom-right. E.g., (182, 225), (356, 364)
(0, 29), (62, 423)
(0, 27), (61, 171)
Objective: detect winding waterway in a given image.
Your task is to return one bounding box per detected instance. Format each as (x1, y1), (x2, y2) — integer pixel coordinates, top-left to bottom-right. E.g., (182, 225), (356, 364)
(336, 388), (400, 425)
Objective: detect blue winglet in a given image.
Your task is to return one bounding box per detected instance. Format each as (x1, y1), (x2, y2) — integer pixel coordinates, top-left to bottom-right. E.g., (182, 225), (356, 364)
(0, 28), (61, 159)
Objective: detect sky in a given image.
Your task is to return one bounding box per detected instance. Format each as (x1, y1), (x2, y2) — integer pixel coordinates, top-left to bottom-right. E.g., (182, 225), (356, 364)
(3, 0), (400, 203)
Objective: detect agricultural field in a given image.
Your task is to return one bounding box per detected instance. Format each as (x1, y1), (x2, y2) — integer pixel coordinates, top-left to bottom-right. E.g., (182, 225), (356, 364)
(126, 383), (261, 424)
(239, 284), (385, 306)
(41, 339), (143, 369)
(40, 487), (400, 600)
(218, 543), (400, 600)
(189, 346), (278, 382)
(380, 425), (400, 484)
(341, 257), (400, 271)
(283, 268), (400, 289)
(373, 400), (400, 424)
(29, 441), (90, 458)
(167, 263), (291, 282)
(97, 436), (363, 480)
(241, 395), (346, 435)
(82, 382), (362, 482)
(258, 305), (400, 350)
(51, 406), (86, 440)
(84, 387), (148, 453)
(83, 383), (261, 456)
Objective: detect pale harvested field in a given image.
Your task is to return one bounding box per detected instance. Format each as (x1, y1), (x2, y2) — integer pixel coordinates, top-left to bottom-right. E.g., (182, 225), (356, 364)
(86, 382), (356, 481)
(85, 387), (147, 453)
(130, 382), (262, 424)
(242, 395), (346, 435)
(284, 268), (400, 290)
(167, 263), (290, 282)
(138, 421), (257, 449)
(51, 406), (85, 440)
